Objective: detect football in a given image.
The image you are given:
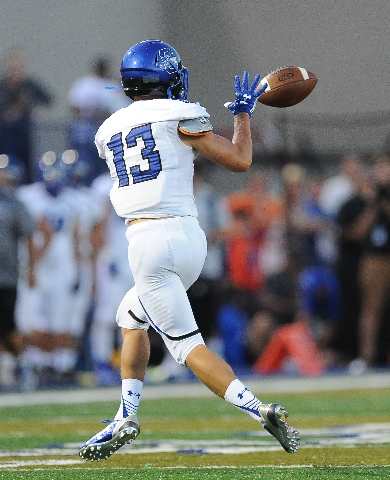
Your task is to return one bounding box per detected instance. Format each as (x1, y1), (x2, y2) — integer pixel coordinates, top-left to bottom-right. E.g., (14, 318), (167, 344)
(257, 66), (317, 108)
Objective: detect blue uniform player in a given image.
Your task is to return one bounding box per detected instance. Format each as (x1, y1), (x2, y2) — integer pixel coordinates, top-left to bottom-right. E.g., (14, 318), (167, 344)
(79, 39), (299, 460)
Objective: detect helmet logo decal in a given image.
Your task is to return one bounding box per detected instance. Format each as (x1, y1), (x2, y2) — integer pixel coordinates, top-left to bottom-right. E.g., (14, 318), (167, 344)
(155, 47), (178, 74)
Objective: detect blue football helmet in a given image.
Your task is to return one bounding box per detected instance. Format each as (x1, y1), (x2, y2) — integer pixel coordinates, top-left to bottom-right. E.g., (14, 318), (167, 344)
(120, 40), (189, 100)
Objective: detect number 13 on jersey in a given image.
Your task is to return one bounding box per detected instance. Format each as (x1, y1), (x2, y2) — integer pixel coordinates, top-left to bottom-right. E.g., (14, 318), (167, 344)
(107, 124), (162, 187)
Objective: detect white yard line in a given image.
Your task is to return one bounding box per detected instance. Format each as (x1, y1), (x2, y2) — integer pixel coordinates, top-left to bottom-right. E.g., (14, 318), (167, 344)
(1, 424), (390, 458)
(1, 371), (389, 407)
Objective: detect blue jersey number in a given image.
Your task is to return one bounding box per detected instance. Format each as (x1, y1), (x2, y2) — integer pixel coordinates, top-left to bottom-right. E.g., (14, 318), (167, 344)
(107, 124), (162, 187)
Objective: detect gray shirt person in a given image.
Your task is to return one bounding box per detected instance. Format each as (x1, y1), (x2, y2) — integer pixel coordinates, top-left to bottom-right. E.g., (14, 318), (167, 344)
(0, 189), (35, 287)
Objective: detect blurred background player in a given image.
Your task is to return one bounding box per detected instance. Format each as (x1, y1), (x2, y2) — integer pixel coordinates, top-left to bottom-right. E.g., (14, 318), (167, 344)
(0, 154), (36, 389)
(59, 152), (107, 380)
(16, 153), (82, 387)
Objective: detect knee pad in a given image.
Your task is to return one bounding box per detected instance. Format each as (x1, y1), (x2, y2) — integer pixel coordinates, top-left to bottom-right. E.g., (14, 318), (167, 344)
(116, 287), (205, 365)
(116, 288), (149, 330)
(162, 332), (205, 366)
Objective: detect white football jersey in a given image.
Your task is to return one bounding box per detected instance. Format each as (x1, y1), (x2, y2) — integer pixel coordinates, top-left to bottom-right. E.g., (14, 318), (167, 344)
(61, 185), (105, 261)
(90, 172), (131, 271)
(20, 186), (79, 275)
(95, 99), (211, 220)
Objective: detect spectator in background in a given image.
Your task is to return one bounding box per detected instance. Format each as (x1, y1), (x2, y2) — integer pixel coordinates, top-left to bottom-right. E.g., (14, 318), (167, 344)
(252, 310), (326, 377)
(332, 166), (373, 364)
(281, 164), (336, 270)
(319, 152), (365, 218)
(222, 169), (284, 317)
(67, 56), (130, 185)
(250, 257), (340, 376)
(225, 167), (284, 243)
(350, 153), (390, 373)
(222, 207), (263, 317)
(0, 155), (36, 389)
(257, 253), (300, 326)
(0, 48), (53, 184)
(304, 175), (339, 267)
(245, 309), (277, 365)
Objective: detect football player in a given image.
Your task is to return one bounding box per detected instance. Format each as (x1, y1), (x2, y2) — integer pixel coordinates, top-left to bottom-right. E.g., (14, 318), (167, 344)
(17, 155), (81, 385)
(89, 171), (135, 386)
(79, 40), (299, 460)
(61, 157), (106, 357)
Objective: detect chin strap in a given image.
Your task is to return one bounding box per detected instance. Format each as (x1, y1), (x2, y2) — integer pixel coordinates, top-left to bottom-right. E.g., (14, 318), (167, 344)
(167, 61), (189, 100)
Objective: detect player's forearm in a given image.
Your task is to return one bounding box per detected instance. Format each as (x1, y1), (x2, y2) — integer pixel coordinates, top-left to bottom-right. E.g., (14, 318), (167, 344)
(231, 112), (253, 170)
(185, 116), (253, 173)
(202, 133), (252, 172)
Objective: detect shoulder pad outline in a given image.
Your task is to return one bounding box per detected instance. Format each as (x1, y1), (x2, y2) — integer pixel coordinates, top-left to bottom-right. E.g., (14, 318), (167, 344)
(178, 117), (213, 136)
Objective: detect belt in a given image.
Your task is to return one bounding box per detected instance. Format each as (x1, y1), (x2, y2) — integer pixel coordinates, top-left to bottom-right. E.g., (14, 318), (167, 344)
(127, 216), (174, 226)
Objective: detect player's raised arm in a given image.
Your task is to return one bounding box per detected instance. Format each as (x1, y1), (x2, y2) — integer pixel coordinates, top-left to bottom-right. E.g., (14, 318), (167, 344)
(179, 71), (267, 173)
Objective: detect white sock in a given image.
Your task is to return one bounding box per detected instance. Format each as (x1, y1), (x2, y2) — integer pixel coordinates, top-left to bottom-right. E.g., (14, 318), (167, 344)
(224, 379), (264, 423)
(114, 378), (143, 420)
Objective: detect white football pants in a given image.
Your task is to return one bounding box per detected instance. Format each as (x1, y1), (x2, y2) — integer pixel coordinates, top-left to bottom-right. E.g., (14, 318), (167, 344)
(117, 216), (207, 365)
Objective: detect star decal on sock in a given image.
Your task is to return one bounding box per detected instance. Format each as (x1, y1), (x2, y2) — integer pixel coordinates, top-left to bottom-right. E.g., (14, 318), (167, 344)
(127, 390), (141, 399)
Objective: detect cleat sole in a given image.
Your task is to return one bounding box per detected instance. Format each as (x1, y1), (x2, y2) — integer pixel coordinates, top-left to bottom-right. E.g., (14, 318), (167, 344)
(79, 426), (139, 461)
(259, 403), (300, 454)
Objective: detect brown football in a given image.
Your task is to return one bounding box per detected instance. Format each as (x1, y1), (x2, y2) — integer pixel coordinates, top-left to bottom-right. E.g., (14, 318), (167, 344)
(257, 66), (317, 108)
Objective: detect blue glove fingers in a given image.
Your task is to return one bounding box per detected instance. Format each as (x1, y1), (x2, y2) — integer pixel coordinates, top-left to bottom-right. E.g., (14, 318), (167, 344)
(250, 73), (261, 93)
(234, 75), (241, 95)
(255, 81), (268, 97)
(241, 70), (250, 91)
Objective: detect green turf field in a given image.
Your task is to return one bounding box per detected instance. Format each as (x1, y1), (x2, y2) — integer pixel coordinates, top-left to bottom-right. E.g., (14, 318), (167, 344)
(1, 383), (389, 479)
